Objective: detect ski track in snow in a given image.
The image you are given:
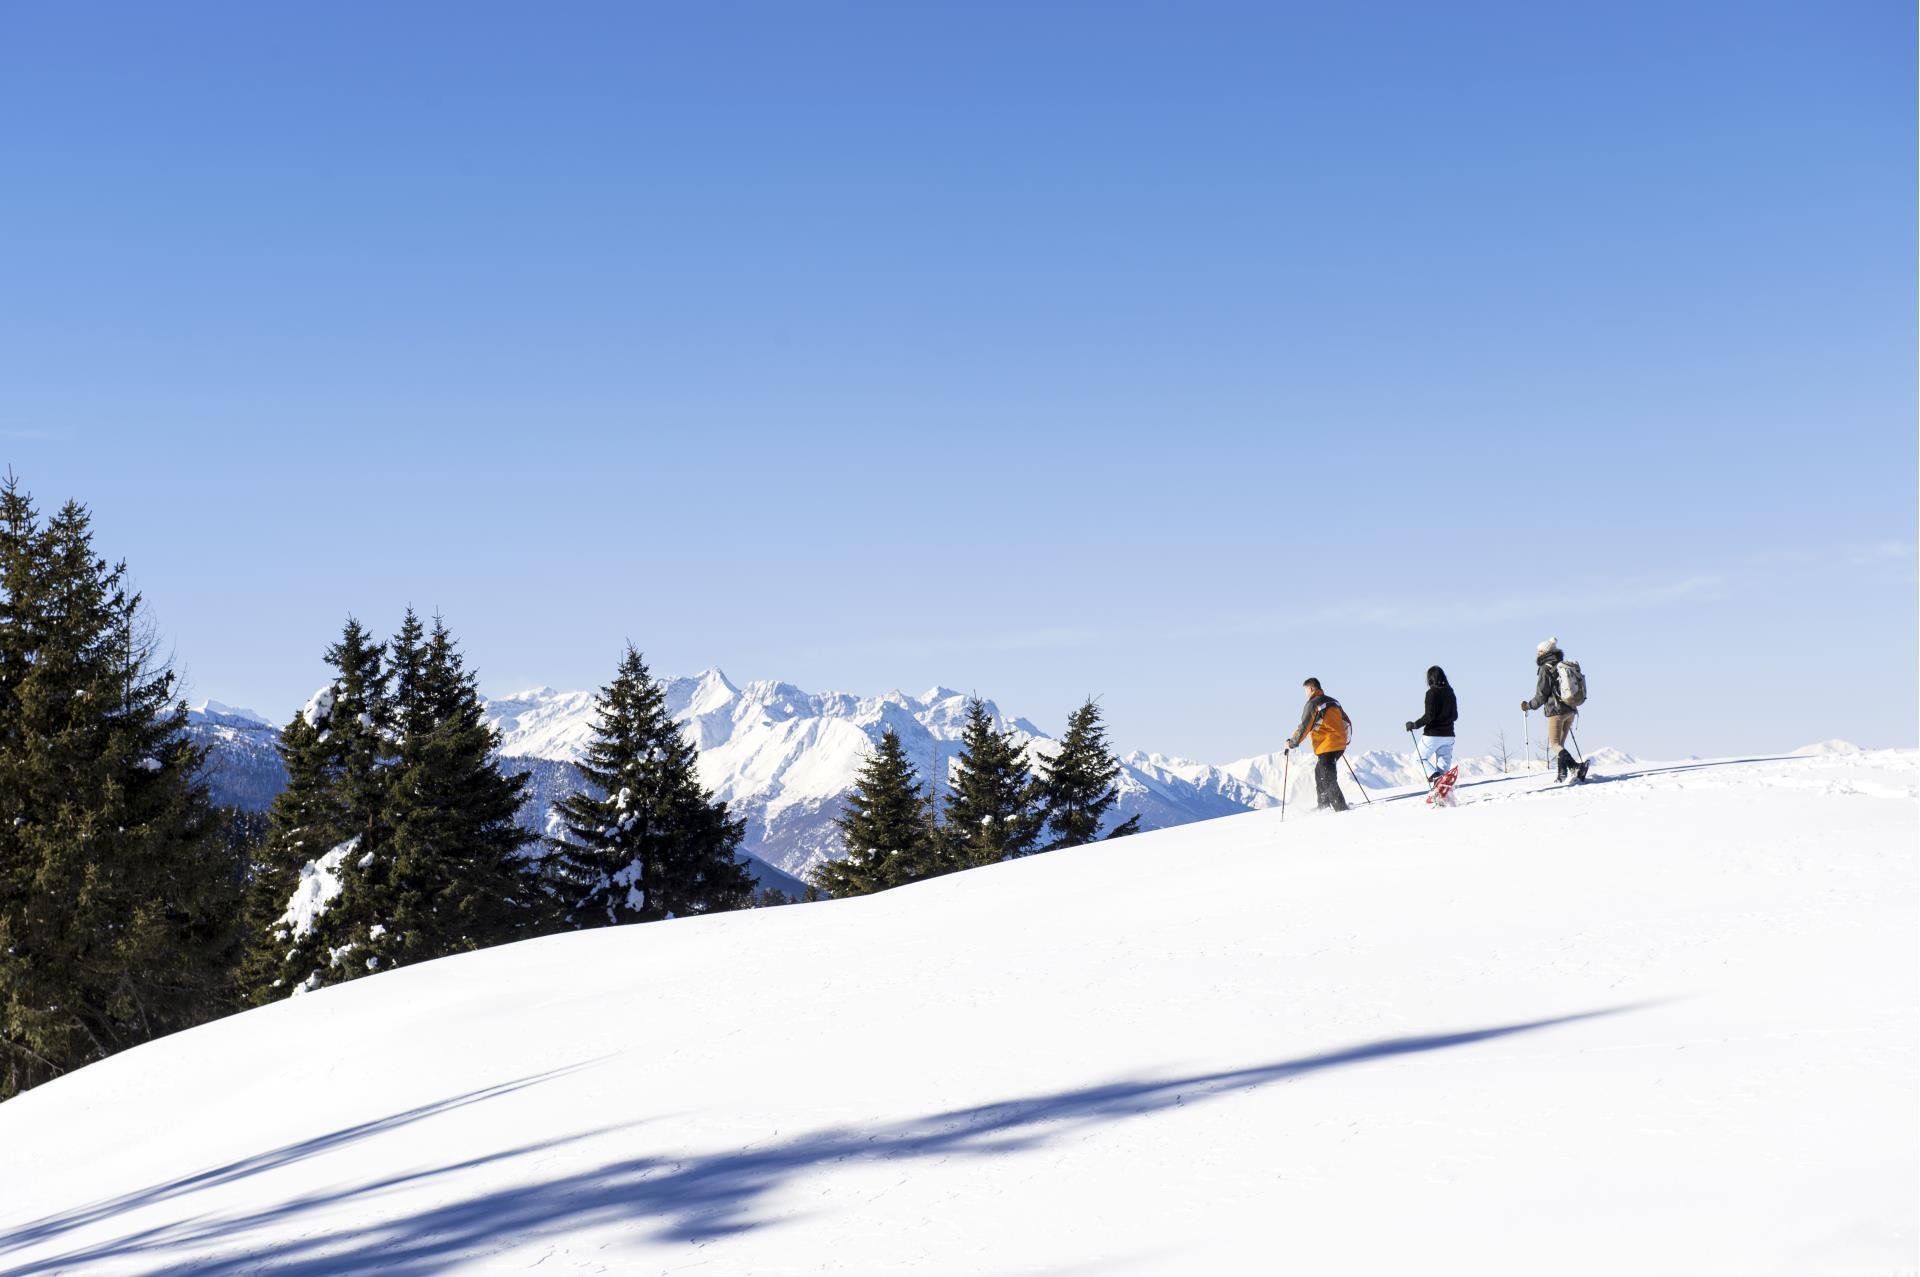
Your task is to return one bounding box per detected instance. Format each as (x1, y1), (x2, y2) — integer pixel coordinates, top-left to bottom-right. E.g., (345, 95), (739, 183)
(0, 750), (1913, 1274)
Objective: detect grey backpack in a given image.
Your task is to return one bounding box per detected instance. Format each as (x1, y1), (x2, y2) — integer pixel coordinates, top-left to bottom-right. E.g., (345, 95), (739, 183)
(1556, 659), (1588, 708)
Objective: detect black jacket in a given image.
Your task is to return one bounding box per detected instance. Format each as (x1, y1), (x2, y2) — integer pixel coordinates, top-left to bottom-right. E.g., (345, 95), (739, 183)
(1407, 683), (1457, 737)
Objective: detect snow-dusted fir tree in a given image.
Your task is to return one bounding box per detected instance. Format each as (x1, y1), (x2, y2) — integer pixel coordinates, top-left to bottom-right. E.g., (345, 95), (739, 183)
(261, 618), (393, 996)
(373, 614), (546, 968)
(1037, 699), (1141, 850)
(811, 728), (941, 897)
(0, 484), (243, 1098)
(548, 646), (753, 925)
(248, 611), (555, 998)
(939, 697), (1043, 868)
(238, 706), (345, 1004)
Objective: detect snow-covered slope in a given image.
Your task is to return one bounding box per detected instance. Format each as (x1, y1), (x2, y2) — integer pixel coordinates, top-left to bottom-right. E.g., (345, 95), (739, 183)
(2, 750), (1913, 1274)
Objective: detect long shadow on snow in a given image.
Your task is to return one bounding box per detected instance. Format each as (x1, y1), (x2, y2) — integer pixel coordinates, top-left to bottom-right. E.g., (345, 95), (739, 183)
(3, 1007), (1641, 1277)
(0, 1059), (602, 1260)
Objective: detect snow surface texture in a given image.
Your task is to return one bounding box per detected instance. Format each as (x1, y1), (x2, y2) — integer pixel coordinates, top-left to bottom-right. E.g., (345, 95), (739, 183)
(479, 672), (1641, 877)
(0, 750), (1913, 1274)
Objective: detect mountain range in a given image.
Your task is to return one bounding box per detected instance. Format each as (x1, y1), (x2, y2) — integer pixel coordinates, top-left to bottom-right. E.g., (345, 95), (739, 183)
(187, 670), (1633, 888)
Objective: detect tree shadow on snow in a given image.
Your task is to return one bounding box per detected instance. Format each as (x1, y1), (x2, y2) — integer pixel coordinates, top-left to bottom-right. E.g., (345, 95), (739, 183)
(0, 1059), (606, 1262)
(0, 1007), (1643, 1276)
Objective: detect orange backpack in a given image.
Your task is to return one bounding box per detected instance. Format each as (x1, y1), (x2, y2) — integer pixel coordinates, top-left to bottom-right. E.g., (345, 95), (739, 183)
(1311, 699), (1352, 753)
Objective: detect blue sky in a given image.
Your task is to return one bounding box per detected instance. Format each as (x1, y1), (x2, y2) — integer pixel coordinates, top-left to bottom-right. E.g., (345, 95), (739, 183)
(2, 1), (1913, 761)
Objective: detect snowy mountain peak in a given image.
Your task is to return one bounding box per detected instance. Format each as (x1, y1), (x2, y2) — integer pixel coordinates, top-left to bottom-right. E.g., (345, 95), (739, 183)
(1792, 738), (1864, 756)
(481, 687), (602, 761)
(188, 699), (272, 728)
(692, 665), (737, 690)
(681, 668), (743, 716)
(735, 678), (811, 708)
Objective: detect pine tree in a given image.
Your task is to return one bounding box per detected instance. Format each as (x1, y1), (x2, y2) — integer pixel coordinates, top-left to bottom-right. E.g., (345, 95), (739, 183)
(940, 697), (1043, 868)
(0, 475), (36, 743)
(1037, 698), (1141, 850)
(270, 618), (392, 995)
(245, 612), (554, 999)
(0, 490), (243, 1098)
(237, 706), (344, 1003)
(324, 617), (392, 851)
(0, 477), (44, 1077)
(387, 606), (432, 742)
(811, 728), (940, 897)
(374, 615), (546, 968)
(548, 646), (753, 925)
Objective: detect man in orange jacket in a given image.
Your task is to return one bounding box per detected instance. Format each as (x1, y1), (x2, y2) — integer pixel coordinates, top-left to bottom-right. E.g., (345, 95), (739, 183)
(1286, 677), (1352, 812)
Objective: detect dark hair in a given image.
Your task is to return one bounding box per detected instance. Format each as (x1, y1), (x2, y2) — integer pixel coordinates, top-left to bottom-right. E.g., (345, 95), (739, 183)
(1427, 665), (1449, 688)
(1302, 677), (1322, 692)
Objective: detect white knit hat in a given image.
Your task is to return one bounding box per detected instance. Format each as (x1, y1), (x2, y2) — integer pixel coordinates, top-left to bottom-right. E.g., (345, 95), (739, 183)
(1537, 636), (1558, 655)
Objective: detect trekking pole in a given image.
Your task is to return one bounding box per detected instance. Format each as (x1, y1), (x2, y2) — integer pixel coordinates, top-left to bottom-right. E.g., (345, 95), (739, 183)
(1408, 729), (1427, 785)
(1341, 753), (1374, 804)
(1280, 749), (1290, 823)
(1524, 708), (1532, 771)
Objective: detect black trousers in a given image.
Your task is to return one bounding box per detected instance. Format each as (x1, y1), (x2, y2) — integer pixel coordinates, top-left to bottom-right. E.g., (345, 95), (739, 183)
(1314, 750), (1349, 811)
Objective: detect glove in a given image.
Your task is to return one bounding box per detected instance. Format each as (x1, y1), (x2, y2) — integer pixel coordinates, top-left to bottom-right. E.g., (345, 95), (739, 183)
(1519, 700), (1529, 711)
(1404, 721), (1416, 732)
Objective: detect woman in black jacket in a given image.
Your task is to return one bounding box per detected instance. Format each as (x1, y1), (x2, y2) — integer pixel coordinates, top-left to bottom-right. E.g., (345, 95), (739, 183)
(1405, 665), (1458, 782)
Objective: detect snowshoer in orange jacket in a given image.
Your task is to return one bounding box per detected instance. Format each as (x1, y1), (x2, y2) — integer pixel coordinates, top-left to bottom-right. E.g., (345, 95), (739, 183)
(1286, 678), (1351, 812)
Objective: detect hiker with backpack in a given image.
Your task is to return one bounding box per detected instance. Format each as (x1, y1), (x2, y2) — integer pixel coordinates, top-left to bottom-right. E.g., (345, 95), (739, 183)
(1404, 665), (1458, 785)
(1521, 637), (1588, 782)
(1285, 677), (1352, 812)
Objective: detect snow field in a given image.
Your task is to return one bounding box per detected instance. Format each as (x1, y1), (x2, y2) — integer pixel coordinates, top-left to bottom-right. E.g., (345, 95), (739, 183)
(0, 750), (1913, 1274)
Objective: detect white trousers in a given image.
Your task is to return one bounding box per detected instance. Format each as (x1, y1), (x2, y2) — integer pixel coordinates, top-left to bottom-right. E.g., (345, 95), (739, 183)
(1416, 736), (1455, 776)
